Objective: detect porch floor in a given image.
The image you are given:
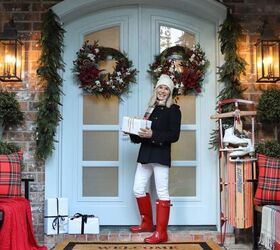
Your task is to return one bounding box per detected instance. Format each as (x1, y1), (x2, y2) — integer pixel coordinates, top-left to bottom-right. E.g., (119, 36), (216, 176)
(44, 226), (263, 250)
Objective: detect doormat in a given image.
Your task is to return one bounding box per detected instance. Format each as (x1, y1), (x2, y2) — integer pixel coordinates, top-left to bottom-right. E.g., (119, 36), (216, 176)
(54, 240), (222, 250)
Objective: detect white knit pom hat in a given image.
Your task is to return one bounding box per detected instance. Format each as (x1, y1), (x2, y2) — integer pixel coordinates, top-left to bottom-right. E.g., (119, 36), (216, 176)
(155, 74), (174, 93)
(148, 74), (174, 108)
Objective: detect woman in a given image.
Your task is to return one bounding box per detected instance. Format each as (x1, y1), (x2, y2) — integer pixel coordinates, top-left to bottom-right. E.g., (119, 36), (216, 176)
(129, 74), (181, 244)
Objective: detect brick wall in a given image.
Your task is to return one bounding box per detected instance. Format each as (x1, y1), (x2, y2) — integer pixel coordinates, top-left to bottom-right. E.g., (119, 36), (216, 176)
(0, 0), (279, 243)
(221, 0), (280, 140)
(222, 0), (280, 96)
(0, 0), (62, 242)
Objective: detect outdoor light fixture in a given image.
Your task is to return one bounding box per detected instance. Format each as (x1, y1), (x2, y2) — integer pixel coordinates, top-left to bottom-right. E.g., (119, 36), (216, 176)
(0, 19), (23, 82)
(255, 21), (280, 83)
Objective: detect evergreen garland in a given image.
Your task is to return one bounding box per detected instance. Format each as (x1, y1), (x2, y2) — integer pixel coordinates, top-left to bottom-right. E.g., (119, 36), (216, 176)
(35, 9), (65, 160)
(209, 10), (247, 150)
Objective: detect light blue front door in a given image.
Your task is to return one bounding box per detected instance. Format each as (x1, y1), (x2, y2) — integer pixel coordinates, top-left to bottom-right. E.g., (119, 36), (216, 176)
(47, 4), (221, 225)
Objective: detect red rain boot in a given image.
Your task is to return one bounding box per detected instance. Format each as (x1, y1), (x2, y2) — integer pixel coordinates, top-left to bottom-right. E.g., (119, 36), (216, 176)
(130, 193), (154, 233)
(144, 199), (171, 244)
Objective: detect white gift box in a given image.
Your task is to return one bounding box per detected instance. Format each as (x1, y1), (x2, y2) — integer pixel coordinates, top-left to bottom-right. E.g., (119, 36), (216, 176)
(68, 214), (99, 234)
(44, 198), (68, 235)
(122, 116), (152, 135)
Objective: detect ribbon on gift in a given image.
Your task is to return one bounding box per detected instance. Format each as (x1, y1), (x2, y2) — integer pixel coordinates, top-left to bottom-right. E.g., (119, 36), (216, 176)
(44, 198), (68, 234)
(127, 117), (135, 133)
(71, 213), (96, 234)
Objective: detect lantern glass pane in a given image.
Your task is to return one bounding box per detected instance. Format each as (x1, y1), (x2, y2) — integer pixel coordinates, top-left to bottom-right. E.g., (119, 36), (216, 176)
(256, 43), (262, 80)
(261, 41), (279, 80)
(4, 41), (16, 79)
(256, 40), (280, 82)
(16, 40), (22, 80)
(0, 39), (22, 81)
(0, 41), (4, 77)
(263, 42), (273, 78)
(272, 42), (279, 77)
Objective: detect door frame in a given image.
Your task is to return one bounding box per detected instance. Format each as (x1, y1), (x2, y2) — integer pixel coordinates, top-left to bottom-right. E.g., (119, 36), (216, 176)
(46, 0), (227, 227)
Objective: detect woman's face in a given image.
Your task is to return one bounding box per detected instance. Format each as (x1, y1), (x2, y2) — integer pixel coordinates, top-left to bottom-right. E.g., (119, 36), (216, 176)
(156, 84), (170, 101)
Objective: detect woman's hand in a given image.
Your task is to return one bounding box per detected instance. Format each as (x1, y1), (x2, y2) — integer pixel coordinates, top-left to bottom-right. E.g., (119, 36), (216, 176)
(138, 128), (153, 138)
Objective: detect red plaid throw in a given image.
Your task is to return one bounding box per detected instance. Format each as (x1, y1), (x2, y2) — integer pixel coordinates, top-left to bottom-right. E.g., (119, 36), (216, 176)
(254, 153), (280, 206)
(0, 151), (23, 197)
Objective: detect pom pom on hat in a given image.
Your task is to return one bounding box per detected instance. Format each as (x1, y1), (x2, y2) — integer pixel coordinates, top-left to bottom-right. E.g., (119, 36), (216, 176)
(155, 74), (174, 93)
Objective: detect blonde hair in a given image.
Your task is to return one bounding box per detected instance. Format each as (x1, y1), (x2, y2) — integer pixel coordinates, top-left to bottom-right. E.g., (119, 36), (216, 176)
(148, 87), (174, 108)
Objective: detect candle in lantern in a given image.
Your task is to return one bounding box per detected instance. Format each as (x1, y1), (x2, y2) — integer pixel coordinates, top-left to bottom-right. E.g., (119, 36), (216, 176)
(263, 56), (273, 78)
(4, 55), (16, 77)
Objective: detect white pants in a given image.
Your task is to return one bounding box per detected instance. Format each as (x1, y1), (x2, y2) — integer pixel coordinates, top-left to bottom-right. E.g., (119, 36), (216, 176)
(133, 163), (170, 200)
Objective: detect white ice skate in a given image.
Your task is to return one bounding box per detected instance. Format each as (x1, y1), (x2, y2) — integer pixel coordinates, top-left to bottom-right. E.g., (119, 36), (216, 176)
(229, 138), (257, 162)
(229, 137), (253, 155)
(221, 127), (249, 151)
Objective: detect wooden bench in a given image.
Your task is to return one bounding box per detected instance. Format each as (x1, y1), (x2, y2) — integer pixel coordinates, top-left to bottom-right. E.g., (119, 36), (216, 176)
(0, 178), (34, 227)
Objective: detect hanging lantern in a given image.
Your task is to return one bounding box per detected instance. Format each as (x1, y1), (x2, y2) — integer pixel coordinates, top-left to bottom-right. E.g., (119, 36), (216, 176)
(0, 19), (23, 82)
(255, 21), (280, 83)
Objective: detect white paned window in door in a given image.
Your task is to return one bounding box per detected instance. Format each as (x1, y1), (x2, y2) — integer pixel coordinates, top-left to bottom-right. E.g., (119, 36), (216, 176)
(159, 26), (198, 198)
(82, 27), (120, 198)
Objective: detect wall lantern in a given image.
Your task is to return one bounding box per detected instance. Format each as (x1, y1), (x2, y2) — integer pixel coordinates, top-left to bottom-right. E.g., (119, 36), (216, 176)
(0, 19), (23, 82)
(255, 21), (280, 83)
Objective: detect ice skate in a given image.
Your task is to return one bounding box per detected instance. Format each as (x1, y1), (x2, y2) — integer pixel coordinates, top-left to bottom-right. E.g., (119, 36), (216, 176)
(222, 127), (249, 151)
(229, 148), (254, 158)
(229, 138), (254, 157)
(229, 147), (257, 162)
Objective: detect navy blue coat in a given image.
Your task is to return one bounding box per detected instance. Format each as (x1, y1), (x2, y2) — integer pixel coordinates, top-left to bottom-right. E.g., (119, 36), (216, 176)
(130, 104), (181, 167)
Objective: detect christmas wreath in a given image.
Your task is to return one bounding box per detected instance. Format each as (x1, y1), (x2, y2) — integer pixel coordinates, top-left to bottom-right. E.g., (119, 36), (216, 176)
(73, 41), (137, 99)
(148, 44), (209, 96)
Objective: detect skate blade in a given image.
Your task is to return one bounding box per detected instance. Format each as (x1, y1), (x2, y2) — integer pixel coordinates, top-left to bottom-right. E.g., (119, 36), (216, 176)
(229, 157), (257, 162)
(219, 147), (249, 152)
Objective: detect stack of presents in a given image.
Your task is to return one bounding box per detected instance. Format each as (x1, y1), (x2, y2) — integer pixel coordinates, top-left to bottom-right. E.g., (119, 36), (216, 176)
(44, 198), (99, 235)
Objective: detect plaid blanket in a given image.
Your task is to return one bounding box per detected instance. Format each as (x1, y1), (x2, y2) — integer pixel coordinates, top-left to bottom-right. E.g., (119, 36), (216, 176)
(259, 205), (280, 250)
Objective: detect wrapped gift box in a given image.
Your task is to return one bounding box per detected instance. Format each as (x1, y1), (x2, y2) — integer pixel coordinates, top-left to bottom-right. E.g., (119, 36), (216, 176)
(122, 116), (152, 135)
(68, 213), (99, 234)
(44, 198), (68, 235)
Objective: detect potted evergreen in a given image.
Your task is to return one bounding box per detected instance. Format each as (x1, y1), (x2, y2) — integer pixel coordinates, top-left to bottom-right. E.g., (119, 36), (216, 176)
(255, 88), (280, 156)
(256, 88), (280, 141)
(256, 89), (280, 158)
(0, 89), (24, 139)
(254, 88), (280, 207)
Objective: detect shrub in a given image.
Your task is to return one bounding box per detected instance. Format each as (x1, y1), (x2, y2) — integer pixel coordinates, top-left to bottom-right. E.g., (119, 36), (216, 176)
(256, 140), (280, 158)
(0, 89), (24, 129)
(257, 88), (280, 142)
(0, 141), (20, 154)
(257, 88), (280, 124)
